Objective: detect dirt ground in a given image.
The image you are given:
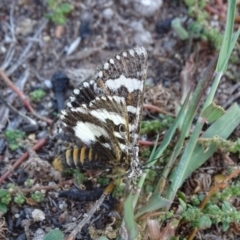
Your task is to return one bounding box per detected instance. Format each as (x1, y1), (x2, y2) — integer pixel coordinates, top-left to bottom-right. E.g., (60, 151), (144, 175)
(1, 0), (240, 239)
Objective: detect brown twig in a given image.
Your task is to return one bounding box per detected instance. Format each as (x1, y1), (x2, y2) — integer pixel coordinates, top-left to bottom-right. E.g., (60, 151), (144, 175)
(16, 185), (59, 194)
(139, 140), (162, 146)
(0, 69), (53, 125)
(143, 104), (175, 116)
(0, 138), (48, 184)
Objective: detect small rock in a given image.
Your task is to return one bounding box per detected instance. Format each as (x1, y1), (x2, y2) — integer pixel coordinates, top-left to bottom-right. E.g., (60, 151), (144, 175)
(43, 79), (52, 89)
(32, 228), (45, 240)
(133, 0), (163, 17)
(55, 25), (65, 38)
(32, 209), (45, 222)
(130, 21), (153, 47)
(0, 45), (6, 54)
(16, 18), (37, 36)
(42, 35), (51, 42)
(102, 8), (114, 20)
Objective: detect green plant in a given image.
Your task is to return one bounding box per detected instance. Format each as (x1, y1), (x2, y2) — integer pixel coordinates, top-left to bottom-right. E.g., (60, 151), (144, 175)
(24, 179), (35, 188)
(199, 136), (240, 157)
(4, 129), (26, 151)
(73, 170), (86, 185)
(29, 89), (46, 102)
(140, 117), (174, 135)
(0, 190), (11, 206)
(97, 177), (110, 186)
(31, 191), (45, 202)
(14, 194), (25, 205)
(181, 201), (240, 231)
(0, 187), (25, 214)
(45, 0), (74, 25)
(183, 0), (223, 49)
(0, 180), (47, 214)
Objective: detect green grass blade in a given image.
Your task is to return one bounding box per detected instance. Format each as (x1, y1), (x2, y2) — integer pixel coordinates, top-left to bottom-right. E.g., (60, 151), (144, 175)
(132, 134), (159, 208)
(122, 194), (139, 239)
(216, 0), (236, 72)
(168, 117), (204, 199)
(135, 192), (172, 219)
(169, 103), (240, 197)
(151, 92), (191, 161)
(131, 93), (191, 208)
(154, 57), (217, 197)
(205, 0), (240, 108)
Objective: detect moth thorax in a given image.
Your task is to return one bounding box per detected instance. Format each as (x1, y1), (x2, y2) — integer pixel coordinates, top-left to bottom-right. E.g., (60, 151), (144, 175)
(127, 145), (142, 178)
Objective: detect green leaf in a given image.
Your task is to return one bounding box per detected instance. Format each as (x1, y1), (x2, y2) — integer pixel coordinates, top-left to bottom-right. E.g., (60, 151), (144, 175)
(0, 189), (8, 198)
(43, 229), (64, 240)
(205, 204), (221, 216)
(196, 215), (212, 229)
(135, 192), (171, 218)
(59, 3), (74, 14)
(29, 89), (46, 102)
(222, 221), (230, 232)
(171, 18), (189, 40)
(178, 198), (187, 211)
(201, 103), (225, 123)
(0, 203), (8, 213)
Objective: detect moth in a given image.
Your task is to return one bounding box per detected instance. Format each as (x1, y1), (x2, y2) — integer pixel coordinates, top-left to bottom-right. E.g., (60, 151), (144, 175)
(53, 46), (148, 178)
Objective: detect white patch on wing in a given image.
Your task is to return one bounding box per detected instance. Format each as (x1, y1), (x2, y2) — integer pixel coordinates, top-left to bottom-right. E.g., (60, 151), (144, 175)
(116, 55), (120, 60)
(122, 52), (127, 57)
(114, 131), (124, 139)
(109, 59), (114, 64)
(90, 109), (125, 126)
(129, 124), (137, 132)
(67, 102), (72, 107)
(71, 106), (88, 114)
(60, 114), (65, 120)
(112, 96), (125, 104)
(104, 62), (109, 70)
(73, 88), (80, 95)
(102, 143), (111, 149)
(119, 143), (127, 151)
(73, 122), (109, 145)
(83, 82), (89, 87)
(127, 105), (140, 114)
(129, 49), (135, 56)
(70, 96), (76, 102)
(105, 75), (143, 92)
(61, 110), (67, 116)
(98, 71), (103, 78)
(135, 46), (147, 57)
